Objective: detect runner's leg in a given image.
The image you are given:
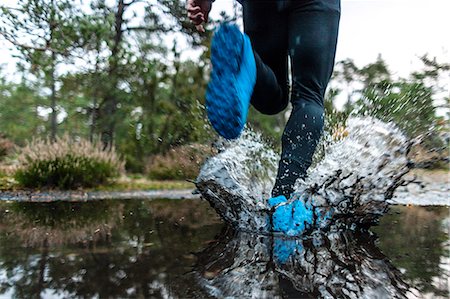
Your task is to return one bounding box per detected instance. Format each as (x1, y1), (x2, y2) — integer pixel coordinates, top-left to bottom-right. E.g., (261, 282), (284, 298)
(242, 1), (289, 115)
(272, 0), (341, 198)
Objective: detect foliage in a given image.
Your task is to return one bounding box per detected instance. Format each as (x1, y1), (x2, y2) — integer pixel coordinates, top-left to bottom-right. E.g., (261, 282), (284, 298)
(147, 144), (215, 180)
(0, 0), (448, 178)
(0, 135), (15, 161)
(357, 80), (437, 137)
(0, 0), (84, 141)
(246, 106), (285, 150)
(14, 135), (125, 189)
(328, 55), (447, 141)
(0, 171), (18, 191)
(0, 80), (47, 145)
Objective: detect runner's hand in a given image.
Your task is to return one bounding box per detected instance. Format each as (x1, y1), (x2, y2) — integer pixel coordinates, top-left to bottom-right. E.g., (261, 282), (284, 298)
(187, 0), (212, 32)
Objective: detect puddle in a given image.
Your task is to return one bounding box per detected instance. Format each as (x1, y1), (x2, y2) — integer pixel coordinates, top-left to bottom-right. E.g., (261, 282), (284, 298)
(373, 205), (450, 298)
(0, 199), (448, 298)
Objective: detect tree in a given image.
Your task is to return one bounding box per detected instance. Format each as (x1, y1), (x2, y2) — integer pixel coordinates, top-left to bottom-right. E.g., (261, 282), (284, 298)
(327, 55), (443, 142)
(359, 80), (437, 137)
(0, 76), (46, 145)
(1, 0), (82, 141)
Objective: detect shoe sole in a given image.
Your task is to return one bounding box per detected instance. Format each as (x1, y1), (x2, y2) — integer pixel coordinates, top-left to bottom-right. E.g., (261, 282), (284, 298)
(206, 23), (256, 140)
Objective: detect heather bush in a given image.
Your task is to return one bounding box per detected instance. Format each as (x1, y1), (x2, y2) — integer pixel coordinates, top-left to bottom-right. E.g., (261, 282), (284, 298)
(15, 136), (125, 189)
(147, 144), (215, 180)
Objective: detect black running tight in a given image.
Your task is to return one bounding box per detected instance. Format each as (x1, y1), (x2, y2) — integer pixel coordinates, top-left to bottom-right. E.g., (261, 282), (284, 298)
(241, 0), (341, 198)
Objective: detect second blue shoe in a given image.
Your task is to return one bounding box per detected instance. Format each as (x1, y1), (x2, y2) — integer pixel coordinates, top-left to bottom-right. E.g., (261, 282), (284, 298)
(206, 23), (257, 140)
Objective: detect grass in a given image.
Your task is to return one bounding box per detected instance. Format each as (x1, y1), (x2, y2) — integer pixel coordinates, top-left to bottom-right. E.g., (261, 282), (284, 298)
(0, 172), (193, 192)
(0, 172), (18, 191)
(89, 175), (194, 192)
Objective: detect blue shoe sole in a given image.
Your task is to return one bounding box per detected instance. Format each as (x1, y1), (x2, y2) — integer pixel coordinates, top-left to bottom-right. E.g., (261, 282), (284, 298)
(206, 23), (256, 140)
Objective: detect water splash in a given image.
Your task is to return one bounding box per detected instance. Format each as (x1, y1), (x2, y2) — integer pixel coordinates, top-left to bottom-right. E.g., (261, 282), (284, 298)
(196, 117), (412, 233)
(300, 117), (411, 229)
(196, 130), (277, 232)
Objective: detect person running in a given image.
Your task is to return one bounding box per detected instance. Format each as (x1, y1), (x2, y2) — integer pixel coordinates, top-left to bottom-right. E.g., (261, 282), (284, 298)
(187, 0), (340, 235)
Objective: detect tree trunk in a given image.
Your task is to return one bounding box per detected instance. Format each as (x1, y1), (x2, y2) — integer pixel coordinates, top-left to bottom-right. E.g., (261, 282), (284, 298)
(90, 96), (97, 143)
(100, 0), (126, 150)
(90, 47), (101, 143)
(50, 41), (57, 142)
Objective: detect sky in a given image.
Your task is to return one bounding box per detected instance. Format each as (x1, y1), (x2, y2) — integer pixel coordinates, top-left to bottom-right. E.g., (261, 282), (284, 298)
(0, 0), (449, 102)
(208, 0), (450, 111)
(209, 0), (449, 78)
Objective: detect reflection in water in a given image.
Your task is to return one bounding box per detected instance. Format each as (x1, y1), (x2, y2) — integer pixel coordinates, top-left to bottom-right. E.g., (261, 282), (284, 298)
(2, 200), (122, 246)
(374, 206), (450, 298)
(194, 228), (410, 298)
(0, 199), (223, 298)
(0, 200), (448, 298)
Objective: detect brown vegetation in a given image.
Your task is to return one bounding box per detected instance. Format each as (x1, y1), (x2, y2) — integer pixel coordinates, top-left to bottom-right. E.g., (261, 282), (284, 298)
(0, 134), (14, 161)
(146, 144), (216, 180)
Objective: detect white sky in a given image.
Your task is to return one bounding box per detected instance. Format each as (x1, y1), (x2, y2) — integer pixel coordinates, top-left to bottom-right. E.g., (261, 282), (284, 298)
(207, 0), (449, 112)
(210, 0), (450, 78)
(1, 0), (449, 85)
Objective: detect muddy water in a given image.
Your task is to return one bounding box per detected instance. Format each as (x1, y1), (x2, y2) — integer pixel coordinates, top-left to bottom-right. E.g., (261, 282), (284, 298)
(0, 199), (448, 298)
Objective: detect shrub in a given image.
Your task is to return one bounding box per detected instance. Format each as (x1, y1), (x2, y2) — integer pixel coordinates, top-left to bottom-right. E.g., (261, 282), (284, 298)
(0, 135), (15, 161)
(15, 135), (125, 189)
(147, 144), (216, 180)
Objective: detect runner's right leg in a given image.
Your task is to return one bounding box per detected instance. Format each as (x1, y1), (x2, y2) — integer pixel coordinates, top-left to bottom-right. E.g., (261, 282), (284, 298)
(242, 1), (290, 115)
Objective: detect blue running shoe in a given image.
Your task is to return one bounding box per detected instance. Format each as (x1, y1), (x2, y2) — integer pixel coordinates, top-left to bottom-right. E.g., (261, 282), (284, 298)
(268, 194), (314, 236)
(206, 23), (257, 140)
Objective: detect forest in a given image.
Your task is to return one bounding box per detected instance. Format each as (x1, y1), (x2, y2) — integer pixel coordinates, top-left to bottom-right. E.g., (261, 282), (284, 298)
(0, 0), (448, 189)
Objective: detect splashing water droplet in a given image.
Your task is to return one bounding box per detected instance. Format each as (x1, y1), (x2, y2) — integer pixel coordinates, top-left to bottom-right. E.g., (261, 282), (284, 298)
(196, 117), (412, 233)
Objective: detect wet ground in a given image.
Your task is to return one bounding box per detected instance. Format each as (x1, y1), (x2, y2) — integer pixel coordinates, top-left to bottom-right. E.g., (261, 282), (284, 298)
(0, 199), (448, 298)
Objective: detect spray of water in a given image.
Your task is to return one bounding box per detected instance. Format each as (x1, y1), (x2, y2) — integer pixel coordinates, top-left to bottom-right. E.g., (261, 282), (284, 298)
(196, 116), (413, 233)
(196, 130), (277, 232)
(300, 116), (411, 229)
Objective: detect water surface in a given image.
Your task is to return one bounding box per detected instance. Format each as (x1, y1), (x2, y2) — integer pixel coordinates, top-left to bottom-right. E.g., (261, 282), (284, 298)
(0, 199), (448, 298)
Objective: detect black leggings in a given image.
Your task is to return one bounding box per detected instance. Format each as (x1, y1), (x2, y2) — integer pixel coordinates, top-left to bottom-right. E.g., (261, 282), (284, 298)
(242, 0), (341, 198)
